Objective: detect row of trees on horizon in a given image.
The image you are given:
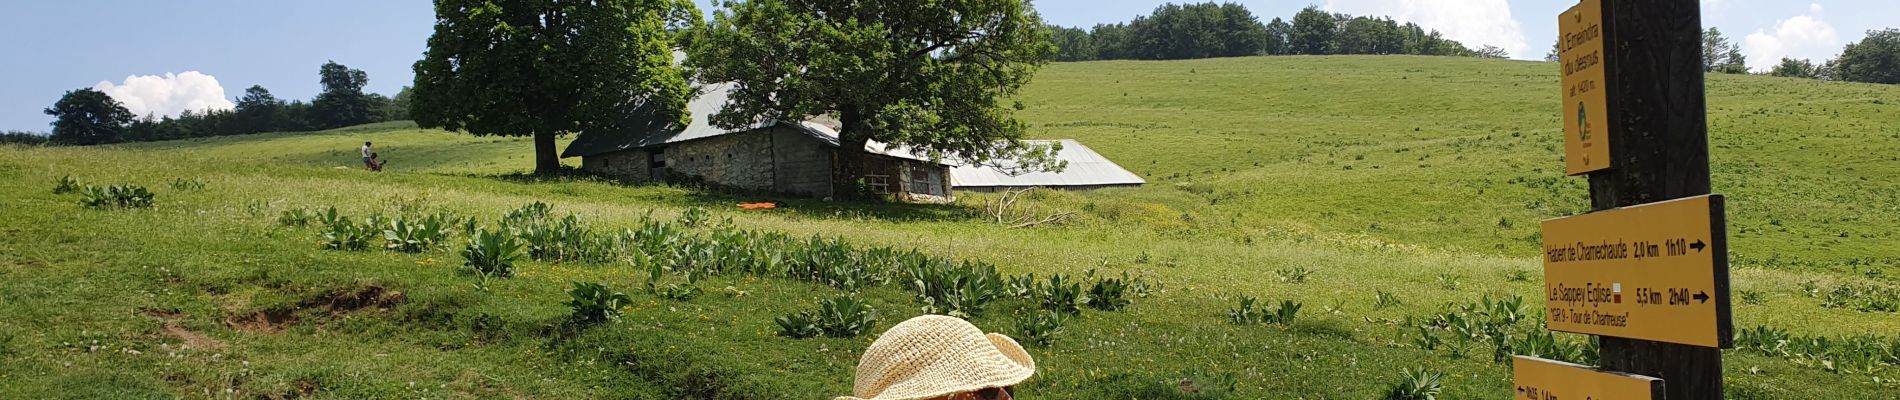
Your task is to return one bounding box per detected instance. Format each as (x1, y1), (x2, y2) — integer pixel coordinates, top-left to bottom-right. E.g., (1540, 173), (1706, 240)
(1542, 26), (1900, 84)
(27, 61), (411, 146)
(1045, 3), (1503, 62)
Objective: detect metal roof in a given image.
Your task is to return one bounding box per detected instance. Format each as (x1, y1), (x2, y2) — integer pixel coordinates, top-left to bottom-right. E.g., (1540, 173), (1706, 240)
(949, 140), (1146, 188)
(561, 82), (934, 163)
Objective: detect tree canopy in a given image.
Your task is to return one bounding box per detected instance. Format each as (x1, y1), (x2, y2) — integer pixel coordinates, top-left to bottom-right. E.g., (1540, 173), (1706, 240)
(1769, 58), (1822, 79)
(44, 88), (135, 145)
(686, 0), (1054, 197)
(1702, 28), (1748, 74)
(412, 0), (697, 175)
(313, 61), (381, 128)
(1045, 3), (1477, 62)
(1832, 28), (1900, 84)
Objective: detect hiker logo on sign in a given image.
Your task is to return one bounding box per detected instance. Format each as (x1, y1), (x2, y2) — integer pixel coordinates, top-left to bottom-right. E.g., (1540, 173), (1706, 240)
(1577, 102), (1591, 142)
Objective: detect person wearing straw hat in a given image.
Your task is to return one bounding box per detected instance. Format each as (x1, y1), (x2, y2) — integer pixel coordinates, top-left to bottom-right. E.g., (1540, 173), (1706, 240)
(838, 315), (1037, 400)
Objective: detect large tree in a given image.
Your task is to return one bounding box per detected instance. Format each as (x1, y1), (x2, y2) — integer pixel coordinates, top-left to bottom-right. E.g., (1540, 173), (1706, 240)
(1288, 6), (1335, 55)
(1769, 57), (1821, 79)
(687, 0), (1055, 198)
(1831, 28), (1900, 84)
(1702, 27), (1747, 74)
(413, 0), (696, 175)
(312, 61), (379, 128)
(1046, 25), (1096, 61)
(44, 88), (135, 145)
(235, 85), (284, 133)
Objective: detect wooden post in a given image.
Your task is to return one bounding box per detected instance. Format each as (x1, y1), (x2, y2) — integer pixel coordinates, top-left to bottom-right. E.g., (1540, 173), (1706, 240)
(1590, 0), (1722, 399)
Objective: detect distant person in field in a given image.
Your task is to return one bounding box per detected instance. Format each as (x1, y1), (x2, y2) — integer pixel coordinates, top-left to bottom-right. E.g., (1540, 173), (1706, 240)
(368, 152), (387, 172)
(837, 315), (1035, 400)
(360, 141), (374, 169)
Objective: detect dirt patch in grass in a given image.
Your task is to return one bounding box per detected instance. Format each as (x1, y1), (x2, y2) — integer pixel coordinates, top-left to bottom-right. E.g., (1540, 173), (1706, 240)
(141, 308), (228, 351)
(225, 282), (406, 334)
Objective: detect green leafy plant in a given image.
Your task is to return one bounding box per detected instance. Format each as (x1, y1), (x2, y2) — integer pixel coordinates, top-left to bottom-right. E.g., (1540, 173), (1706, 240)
(777, 296), (880, 339)
(167, 178), (205, 191)
(502, 201), (552, 224)
(278, 207), (313, 227)
(1004, 273), (1036, 299)
(463, 228), (525, 287)
(1374, 290), (1403, 310)
(1227, 295), (1262, 325)
(638, 252), (703, 301)
(904, 260), (1005, 318)
(79, 185), (155, 209)
(1412, 326), (1442, 351)
(1268, 300), (1302, 325)
(1383, 368), (1445, 400)
(1033, 273), (1085, 315)
(1435, 273), (1462, 290)
(1274, 266), (1313, 283)
(1015, 309), (1067, 347)
(1086, 271), (1133, 311)
(1504, 269), (1533, 282)
(677, 206), (712, 228)
(565, 281), (632, 326)
(510, 213), (615, 263)
(774, 311), (823, 339)
(320, 215), (376, 251)
(383, 213), (452, 253)
(52, 175), (80, 194)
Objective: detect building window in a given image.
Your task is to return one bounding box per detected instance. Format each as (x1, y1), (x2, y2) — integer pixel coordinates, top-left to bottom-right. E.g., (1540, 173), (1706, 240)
(909, 165), (942, 196)
(863, 175), (890, 193)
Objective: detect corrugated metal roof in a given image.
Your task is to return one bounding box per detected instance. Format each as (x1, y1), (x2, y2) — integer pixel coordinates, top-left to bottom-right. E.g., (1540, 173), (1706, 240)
(949, 140), (1146, 188)
(561, 82), (935, 163)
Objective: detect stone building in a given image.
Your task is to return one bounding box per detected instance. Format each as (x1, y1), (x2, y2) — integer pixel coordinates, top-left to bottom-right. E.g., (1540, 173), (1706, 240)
(561, 82), (952, 201)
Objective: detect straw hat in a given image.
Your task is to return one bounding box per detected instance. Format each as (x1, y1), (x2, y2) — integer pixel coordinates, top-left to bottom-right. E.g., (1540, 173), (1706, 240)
(837, 315), (1037, 400)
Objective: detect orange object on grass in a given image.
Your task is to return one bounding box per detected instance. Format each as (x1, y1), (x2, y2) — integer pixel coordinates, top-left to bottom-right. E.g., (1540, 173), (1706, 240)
(738, 202), (777, 209)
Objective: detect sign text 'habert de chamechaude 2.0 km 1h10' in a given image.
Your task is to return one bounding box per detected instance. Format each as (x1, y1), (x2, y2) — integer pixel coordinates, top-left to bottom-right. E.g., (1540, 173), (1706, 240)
(1560, 0), (1610, 176)
(1540, 194), (1733, 348)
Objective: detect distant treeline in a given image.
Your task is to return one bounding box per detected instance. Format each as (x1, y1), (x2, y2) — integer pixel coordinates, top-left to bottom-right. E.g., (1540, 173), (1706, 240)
(1569, 27), (1900, 85)
(1, 130), (49, 146)
(1046, 3), (1502, 62)
(39, 61), (412, 146)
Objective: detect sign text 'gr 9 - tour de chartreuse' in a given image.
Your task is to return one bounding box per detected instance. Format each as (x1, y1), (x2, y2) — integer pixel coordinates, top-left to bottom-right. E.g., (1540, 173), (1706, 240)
(1540, 194), (1733, 348)
(1513, 356), (1663, 400)
(1560, 0), (1610, 176)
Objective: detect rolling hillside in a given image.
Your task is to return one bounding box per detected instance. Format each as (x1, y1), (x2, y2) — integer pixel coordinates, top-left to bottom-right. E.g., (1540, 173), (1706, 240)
(1, 56), (1896, 398)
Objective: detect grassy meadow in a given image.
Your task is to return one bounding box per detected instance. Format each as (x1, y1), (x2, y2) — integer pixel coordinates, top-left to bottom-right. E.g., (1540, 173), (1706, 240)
(2, 55), (1898, 399)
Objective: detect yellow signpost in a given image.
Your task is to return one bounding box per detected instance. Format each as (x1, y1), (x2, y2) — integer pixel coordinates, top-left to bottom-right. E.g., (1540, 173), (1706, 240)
(1541, 194), (1732, 348)
(1513, 356), (1663, 400)
(1560, 0), (1610, 175)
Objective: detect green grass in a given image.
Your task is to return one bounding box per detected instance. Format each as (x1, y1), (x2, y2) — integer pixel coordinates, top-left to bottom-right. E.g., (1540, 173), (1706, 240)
(2, 55), (1898, 398)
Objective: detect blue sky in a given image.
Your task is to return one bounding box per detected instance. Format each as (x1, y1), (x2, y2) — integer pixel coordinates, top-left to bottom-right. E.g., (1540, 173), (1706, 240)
(0, 0), (1889, 132)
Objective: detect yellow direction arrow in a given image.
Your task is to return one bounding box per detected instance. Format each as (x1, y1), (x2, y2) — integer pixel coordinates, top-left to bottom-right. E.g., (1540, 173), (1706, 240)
(1513, 356), (1663, 400)
(1541, 194), (1732, 348)
(1560, 0), (1611, 175)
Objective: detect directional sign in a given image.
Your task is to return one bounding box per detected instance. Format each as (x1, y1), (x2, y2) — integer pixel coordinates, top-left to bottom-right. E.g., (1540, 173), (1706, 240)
(1513, 356), (1663, 400)
(1560, 0), (1611, 175)
(1541, 194), (1731, 348)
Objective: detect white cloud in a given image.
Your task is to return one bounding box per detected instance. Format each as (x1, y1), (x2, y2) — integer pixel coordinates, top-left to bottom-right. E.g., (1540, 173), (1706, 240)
(1743, 3), (1838, 72)
(1324, 0), (1529, 59)
(92, 71), (235, 119)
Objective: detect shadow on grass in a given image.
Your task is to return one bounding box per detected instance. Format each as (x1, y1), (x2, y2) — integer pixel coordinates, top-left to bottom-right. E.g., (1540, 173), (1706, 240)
(468, 169), (983, 224)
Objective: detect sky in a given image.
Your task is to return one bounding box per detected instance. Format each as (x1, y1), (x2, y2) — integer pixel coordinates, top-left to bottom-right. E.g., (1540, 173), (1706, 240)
(0, 0), (1891, 132)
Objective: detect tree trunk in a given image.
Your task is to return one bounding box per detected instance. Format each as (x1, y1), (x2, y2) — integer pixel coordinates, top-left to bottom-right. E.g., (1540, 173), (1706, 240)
(533, 129), (560, 175)
(833, 107), (872, 200)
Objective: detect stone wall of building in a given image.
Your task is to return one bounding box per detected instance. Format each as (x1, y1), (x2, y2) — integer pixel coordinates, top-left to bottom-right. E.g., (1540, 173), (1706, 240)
(581, 149), (654, 179)
(667, 129), (776, 191)
(770, 127), (833, 197)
